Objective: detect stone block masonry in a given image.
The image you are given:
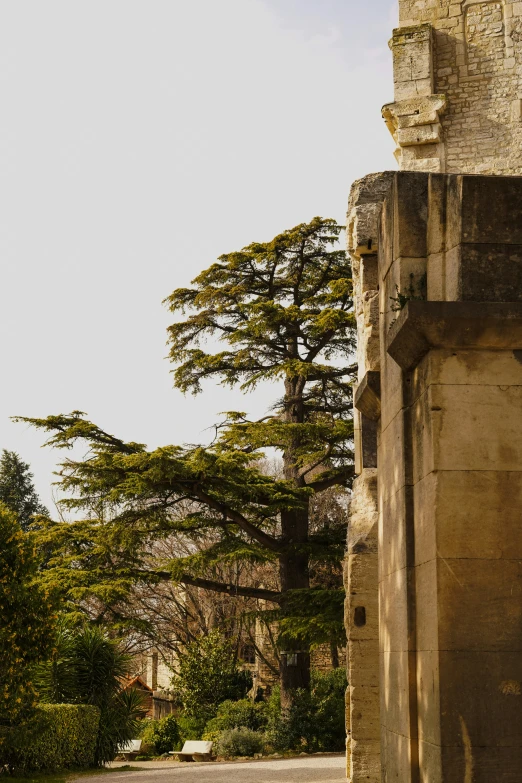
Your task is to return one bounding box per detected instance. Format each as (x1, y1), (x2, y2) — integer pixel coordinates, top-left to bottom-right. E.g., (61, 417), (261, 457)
(345, 1), (522, 780)
(347, 172), (522, 782)
(383, 0), (522, 173)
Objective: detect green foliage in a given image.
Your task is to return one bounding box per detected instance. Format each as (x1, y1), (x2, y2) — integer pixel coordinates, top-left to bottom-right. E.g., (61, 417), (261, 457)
(17, 217), (356, 698)
(276, 589), (346, 651)
(390, 273), (427, 312)
(214, 727), (265, 759)
(267, 669), (347, 753)
(8, 704), (99, 772)
(34, 621), (78, 705)
(15, 428), (293, 613)
(0, 450), (48, 531)
(173, 631), (252, 723)
(35, 625), (145, 766)
(95, 687), (144, 766)
(139, 715), (181, 755)
(203, 699), (268, 741)
(176, 714), (207, 743)
(0, 505), (56, 768)
(165, 216), (354, 395)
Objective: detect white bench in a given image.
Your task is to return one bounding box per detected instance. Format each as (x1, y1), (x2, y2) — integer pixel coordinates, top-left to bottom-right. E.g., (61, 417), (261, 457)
(170, 740), (213, 762)
(117, 739), (142, 759)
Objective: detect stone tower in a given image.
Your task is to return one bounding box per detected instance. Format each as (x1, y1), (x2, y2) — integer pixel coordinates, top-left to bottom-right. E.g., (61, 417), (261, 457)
(345, 2), (522, 782)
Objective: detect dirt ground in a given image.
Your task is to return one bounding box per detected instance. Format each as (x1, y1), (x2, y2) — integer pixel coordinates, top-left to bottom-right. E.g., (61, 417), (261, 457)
(75, 755), (346, 783)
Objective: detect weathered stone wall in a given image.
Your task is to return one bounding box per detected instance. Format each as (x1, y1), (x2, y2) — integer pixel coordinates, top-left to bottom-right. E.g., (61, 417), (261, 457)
(345, 173), (394, 783)
(345, 470), (380, 782)
(347, 1), (522, 779)
(311, 644), (346, 672)
(350, 171), (522, 782)
(384, 0), (522, 173)
(134, 649), (174, 690)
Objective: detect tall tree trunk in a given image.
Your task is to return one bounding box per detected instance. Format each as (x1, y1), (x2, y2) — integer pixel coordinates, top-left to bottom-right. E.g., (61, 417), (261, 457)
(279, 375), (311, 708)
(330, 642), (340, 669)
(279, 506), (311, 706)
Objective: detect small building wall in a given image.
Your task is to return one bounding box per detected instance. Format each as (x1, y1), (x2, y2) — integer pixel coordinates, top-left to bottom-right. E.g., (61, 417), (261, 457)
(311, 644), (345, 673)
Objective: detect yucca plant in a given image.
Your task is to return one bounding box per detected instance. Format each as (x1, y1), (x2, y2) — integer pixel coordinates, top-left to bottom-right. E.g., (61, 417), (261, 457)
(36, 624), (145, 765)
(34, 620), (78, 704)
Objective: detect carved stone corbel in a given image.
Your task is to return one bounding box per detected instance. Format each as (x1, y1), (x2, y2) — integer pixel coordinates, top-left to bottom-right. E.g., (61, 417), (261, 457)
(382, 94), (447, 171)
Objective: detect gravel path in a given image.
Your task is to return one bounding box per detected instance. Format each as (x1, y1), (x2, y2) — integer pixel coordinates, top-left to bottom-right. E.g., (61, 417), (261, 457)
(75, 755), (346, 783)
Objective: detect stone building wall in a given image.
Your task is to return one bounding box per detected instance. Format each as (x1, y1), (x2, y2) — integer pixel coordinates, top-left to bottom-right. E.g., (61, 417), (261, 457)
(345, 174), (395, 783)
(311, 644), (346, 673)
(384, 0), (522, 173)
(348, 170), (522, 782)
(347, 0), (522, 781)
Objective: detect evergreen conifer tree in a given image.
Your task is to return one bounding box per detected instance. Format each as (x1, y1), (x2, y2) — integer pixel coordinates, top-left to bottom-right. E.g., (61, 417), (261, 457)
(18, 217), (356, 704)
(0, 451), (48, 531)
(0, 505), (56, 767)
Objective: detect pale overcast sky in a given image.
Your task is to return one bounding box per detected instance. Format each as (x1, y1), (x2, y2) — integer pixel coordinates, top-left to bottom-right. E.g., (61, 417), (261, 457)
(0, 0), (398, 512)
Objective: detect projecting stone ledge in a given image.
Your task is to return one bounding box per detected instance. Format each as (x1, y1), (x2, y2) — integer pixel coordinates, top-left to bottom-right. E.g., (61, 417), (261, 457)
(387, 301), (522, 371)
(354, 371), (381, 421)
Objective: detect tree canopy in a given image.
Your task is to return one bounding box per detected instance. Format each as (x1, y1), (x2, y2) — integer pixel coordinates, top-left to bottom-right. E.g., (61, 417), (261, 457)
(18, 216), (356, 703)
(0, 450), (48, 531)
(0, 504), (56, 766)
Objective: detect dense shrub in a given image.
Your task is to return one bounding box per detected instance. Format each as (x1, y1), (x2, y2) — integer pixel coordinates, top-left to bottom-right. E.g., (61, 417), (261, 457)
(203, 699), (268, 741)
(308, 668), (347, 750)
(214, 727), (265, 758)
(12, 704), (100, 772)
(138, 720), (158, 755)
(0, 505), (56, 770)
(140, 715), (181, 755)
(177, 714), (207, 742)
(172, 632), (252, 723)
(268, 668), (347, 753)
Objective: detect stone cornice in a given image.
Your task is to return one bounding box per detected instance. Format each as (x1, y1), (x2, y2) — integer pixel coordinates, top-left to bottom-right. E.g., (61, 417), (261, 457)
(387, 300), (522, 371)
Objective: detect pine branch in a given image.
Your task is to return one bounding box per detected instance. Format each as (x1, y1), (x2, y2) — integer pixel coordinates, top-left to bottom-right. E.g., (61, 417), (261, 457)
(181, 575), (281, 603)
(193, 489), (282, 553)
(306, 465), (355, 493)
(150, 570), (281, 603)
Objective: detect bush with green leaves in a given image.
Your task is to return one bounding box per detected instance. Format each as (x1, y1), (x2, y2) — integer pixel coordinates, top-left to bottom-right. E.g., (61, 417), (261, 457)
(203, 699), (268, 742)
(268, 668), (347, 753)
(172, 631), (252, 723)
(0, 504), (56, 770)
(214, 727), (265, 758)
(36, 624), (145, 765)
(308, 667), (347, 751)
(11, 704), (99, 772)
(177, 714), (207, 742)
(139, 715), (181, 755)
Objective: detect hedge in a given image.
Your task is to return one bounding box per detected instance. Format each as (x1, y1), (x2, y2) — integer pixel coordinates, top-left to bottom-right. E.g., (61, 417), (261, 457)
(14, 704), (100, 771)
